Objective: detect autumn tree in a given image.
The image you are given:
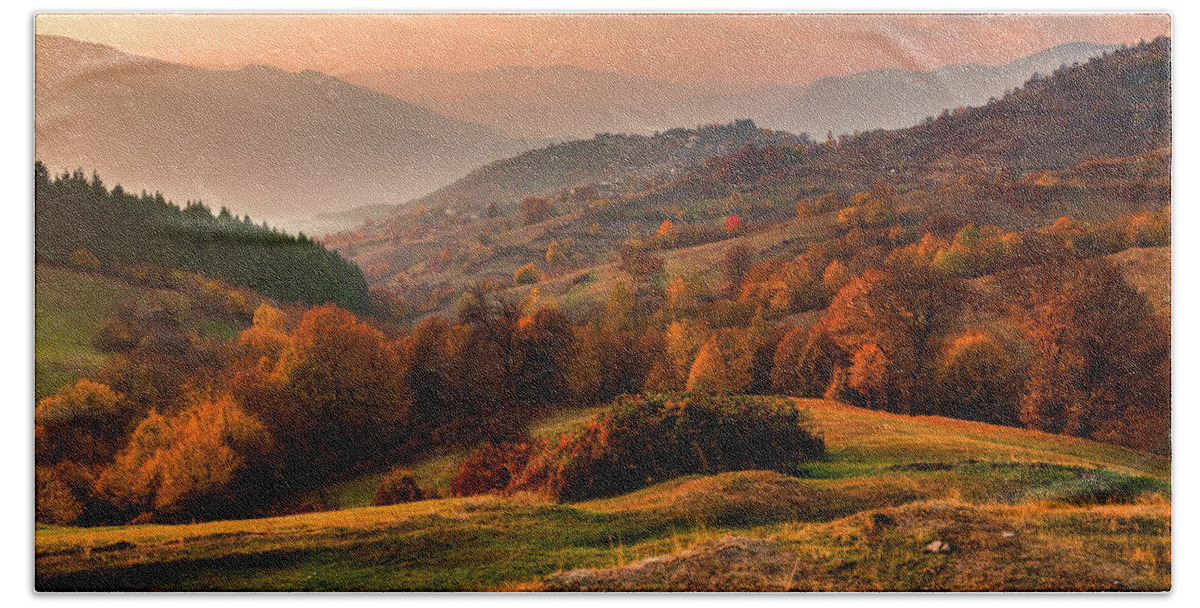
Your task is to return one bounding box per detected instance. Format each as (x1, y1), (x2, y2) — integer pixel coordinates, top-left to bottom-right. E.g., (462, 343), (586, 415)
(647, 318), (712, 391)
(794, 331), (844, 398)
(373, 470), (425, 505)
(456, 283), (526, 439)
(846, 343), (892, 410)
(1008, 259), (1169, 451)
(818, 258), (969, 414)
(35, 379), (138, 465)
(771, 326), (809, 395)
(565, 324), (602, 403)
(514, 307), (575, 408)
(686, 328), (753, 394)
(236, 302), (290, 363)
(720, 244), (757, 295)
(617, 247), (665, 287)
(664, 272), (707, 318)
(545, 240), (567, 266)
(400, 315), (463, 429)
(272, 304), (410, 478)
(95, 394), (272, 523)
(514, 263), (541, 285)
(519, 196), (555, 225)
(935, 330), (1027, 426)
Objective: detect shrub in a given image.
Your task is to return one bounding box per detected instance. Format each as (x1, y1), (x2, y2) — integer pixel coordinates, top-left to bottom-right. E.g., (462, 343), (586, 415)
(373, 470), (426, 506)
(1027, 469), (1169, 506)
(449, 441), (541, 497)
(35, 379), (138, 465)
(514, 263), (541, 285)
(508, 393), (825, 501)
(68, 248), (102, 271)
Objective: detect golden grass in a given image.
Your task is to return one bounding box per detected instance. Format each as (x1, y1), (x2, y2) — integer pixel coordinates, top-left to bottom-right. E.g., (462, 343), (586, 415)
(545, 498), (1171, 592)
(797, 399), (1169, 479)
(34, 496), (498, 555)
(36, 396), (1170, 591)
(1105, 245), (1171, 322)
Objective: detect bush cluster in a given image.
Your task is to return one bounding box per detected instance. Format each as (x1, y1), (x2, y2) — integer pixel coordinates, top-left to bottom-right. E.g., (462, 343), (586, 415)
(451, 393), (825, 502)
(372, 470), (426, 506)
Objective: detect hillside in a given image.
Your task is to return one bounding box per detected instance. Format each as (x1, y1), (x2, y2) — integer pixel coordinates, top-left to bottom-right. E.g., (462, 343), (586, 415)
(659, 37), (1171, 200)
(35, 166), (370, 312)
(763, 42), (1115, 137)
(323, 39), (1170, 319)
(34, 266), (152, 401)
(34, 35), (537, 222)
(35, 397), (1168, 591)
(406, 119), (804, 214)
(1105, 246), (1171, 323)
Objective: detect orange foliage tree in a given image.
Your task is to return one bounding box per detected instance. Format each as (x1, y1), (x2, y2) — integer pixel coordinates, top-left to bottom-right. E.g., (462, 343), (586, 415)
(258, 304), (410, 481)
(94, 394), (272, 523)
(1008, 259), (1169, 452)
(817, 256), (969, 414)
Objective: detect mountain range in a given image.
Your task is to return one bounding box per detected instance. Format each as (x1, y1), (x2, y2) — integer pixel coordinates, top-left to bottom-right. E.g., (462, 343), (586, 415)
(35, 35), (539, 222)
(339, 65), (798, 140)
(342, 42), (1114, 142)
(762, 42), (1116, 136)
(36, 34), (1116, 232)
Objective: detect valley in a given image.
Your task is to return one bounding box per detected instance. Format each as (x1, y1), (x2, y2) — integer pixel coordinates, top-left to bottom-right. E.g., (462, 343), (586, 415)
(32, 19), (1173, 593)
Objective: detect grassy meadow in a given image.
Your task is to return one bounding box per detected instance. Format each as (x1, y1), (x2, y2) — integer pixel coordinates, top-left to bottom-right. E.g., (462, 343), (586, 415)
(35, 397), (1170, 591)
(34, 266), (149, 401)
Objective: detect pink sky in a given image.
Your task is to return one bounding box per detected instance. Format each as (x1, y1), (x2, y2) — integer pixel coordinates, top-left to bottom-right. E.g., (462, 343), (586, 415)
(36, 13), (1170, 86)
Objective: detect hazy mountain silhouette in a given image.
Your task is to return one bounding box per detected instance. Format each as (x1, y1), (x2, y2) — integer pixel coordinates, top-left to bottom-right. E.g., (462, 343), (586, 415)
(35, 35), (539, 221)
(339, 64), (799, 139)
(762, 42), (1117, 137)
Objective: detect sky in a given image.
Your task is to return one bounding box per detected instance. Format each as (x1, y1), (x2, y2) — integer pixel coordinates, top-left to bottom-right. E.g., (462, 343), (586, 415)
(35, 12), (1170, 86)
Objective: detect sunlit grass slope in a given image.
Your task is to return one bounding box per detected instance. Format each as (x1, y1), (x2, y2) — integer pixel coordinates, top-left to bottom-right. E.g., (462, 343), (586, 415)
(34, 265), (147, 401)
(36, 397), (1169, 591)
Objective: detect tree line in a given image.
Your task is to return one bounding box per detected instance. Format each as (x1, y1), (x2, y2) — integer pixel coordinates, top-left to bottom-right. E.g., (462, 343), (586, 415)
(35, 163), (369, 312)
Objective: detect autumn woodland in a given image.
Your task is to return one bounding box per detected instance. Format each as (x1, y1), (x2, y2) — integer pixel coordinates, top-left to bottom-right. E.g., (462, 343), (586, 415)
(33, 16), (1171, 591)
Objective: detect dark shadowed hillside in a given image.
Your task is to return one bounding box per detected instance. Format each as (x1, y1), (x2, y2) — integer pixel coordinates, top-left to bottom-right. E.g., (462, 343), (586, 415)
(35, 164), (369, 312)
(662, 37), (1170, 200)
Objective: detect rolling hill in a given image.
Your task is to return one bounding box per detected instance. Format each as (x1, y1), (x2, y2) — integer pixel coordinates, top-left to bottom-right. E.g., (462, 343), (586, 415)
(34, 35), (538, 223)
(35, 396), (1169, 591)
(326, 38), (1170, 307)
(34, 266), (152, 401)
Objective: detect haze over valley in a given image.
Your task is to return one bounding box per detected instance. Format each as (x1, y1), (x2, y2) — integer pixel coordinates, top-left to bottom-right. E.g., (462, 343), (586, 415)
(37, 30), (1116, 233)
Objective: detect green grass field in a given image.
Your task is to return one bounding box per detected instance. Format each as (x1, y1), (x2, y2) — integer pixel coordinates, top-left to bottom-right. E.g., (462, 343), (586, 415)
(35, 398), (1170, 591)
(34, 264), (243, 403)
(34, 265), (150, 401)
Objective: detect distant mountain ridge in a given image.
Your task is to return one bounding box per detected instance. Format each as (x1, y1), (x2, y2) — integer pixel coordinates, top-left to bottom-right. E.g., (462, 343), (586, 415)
(339, 64), (798, 140)
(762, 41), (1117, 136)
(340, 42), (1115, 143)
(35, 35), (539, 221)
